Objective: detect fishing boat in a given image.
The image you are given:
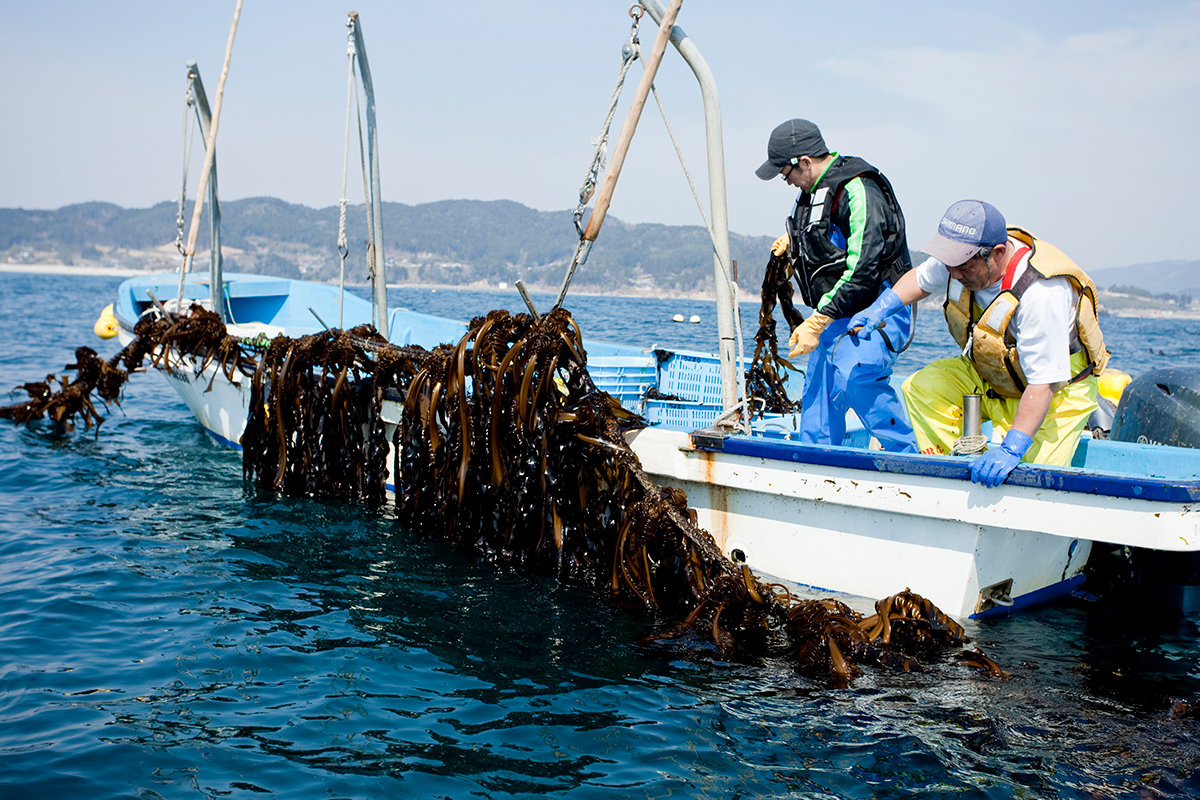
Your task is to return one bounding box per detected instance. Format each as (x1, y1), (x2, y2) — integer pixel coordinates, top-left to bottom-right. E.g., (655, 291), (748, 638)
(108, 2), (1200, 622)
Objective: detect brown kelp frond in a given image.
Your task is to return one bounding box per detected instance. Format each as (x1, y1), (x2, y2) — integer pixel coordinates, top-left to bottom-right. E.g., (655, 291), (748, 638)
(2, 305), (255, 432)
(745, 251), (805, 416)
(786, 587), (978, 682)
(1, 346), (136, 431)
(379, 308), (998, 682)
(242, 326), (393, 504)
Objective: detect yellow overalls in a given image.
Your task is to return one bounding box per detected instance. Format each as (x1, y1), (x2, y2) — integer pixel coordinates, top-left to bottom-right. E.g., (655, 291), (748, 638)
(902, 229), (1106, 466)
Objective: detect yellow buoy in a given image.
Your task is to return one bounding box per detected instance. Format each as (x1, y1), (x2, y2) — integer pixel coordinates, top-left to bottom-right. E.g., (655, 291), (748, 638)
(1098, 368), (1132, 406)
(93, 303), (119, 340)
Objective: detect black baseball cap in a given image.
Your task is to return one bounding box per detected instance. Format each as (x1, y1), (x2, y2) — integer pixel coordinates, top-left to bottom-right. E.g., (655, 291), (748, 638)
(755, 119), (828, 180)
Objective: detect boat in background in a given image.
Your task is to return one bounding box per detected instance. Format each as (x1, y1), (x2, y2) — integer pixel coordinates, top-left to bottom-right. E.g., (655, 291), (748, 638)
(106, 2), (1200, 622)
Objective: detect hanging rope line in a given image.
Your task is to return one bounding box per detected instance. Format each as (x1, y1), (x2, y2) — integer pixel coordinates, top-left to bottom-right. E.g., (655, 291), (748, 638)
(176, 0), (243, 314)
(573, 6), (643, 238)
(555, 0), (681, 311)
(174, 82), (197, 267)
(645, 74), (749, 431)
(337, 27), (356, 329)
(172, 78), (200, 318)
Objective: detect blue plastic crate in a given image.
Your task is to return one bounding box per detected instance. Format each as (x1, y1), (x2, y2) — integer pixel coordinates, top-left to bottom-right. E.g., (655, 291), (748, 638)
(588, 356), (657, 411)
(644, 399), (723, 430)
(658, 351), (724, 405)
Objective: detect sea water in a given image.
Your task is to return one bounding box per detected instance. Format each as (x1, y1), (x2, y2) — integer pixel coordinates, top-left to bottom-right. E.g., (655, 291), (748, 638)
(3, 271), (1200, 799)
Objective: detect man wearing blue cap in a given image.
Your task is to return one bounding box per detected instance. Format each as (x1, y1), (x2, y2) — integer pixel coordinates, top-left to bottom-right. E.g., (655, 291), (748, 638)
(848, 200), (1108, 486)
(756, 119), (916, 452)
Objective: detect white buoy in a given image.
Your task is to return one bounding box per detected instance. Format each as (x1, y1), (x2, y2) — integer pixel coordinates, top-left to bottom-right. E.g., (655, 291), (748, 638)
(672, 313), (685, 323)
(689, 314), (701, 324)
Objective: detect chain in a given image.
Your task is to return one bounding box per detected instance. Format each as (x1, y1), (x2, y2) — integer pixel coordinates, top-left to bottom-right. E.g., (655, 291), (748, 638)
(175, 81), (197, 258)
(574, 5), (643, 237)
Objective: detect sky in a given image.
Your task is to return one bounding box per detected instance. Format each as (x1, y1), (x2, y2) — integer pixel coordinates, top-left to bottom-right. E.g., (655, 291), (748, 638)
(1, 0), (1197, 271)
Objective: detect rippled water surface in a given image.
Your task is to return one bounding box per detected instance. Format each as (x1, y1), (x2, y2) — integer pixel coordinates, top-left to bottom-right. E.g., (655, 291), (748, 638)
(3, 272), (1200, 799)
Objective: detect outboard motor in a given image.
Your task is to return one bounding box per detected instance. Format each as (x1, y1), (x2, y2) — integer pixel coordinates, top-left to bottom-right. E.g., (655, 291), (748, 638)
(1103, 367), (1200, 615)
(1109, 367), (1200, 449)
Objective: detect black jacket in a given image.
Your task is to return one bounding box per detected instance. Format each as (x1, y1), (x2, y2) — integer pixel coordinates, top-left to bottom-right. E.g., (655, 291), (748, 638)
(787, 155), (912, 319)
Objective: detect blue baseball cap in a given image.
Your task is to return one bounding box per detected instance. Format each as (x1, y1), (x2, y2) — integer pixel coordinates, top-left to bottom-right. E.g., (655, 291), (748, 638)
(922, 200), (1008, 267)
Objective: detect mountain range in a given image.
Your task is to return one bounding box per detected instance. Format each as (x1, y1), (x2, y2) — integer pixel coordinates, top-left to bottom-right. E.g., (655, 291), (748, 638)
(2, 197), (1195, 301)
(0, 197), (774, 297)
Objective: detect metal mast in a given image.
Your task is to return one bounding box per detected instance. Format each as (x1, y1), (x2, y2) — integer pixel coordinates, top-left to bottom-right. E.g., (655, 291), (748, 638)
(186, 61), (225, 323)
(348, 12), (388, 335)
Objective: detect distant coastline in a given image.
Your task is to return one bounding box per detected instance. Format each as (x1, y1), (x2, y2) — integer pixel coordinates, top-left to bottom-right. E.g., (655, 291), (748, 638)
(0, 262), (726, 303)
(5, 198), (1199, 313)
(7, 262), (1200, 318)
(0, 263), (153, 277)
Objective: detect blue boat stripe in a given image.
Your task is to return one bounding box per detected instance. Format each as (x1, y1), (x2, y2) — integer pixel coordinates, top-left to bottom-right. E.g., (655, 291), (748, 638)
(703, 436), (1200, 503)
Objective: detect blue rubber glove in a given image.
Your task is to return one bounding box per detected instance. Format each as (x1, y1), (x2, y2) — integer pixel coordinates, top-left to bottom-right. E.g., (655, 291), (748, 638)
(971, 429), (1034, 487)
(847, 287), (903, 337)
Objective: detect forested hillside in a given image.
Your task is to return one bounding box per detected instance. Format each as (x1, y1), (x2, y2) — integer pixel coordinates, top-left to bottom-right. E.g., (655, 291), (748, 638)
(0, 198), (777, 296)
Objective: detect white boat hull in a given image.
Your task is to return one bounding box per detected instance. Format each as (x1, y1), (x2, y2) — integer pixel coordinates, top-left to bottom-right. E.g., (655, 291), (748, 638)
(626, 427), (1102, 619)
(158, 358), (251, 449)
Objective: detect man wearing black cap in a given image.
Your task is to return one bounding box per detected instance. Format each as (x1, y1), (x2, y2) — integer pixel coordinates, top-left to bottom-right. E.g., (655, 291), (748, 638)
(756, 118), (916, 452)
(848, 199), (1107, 486)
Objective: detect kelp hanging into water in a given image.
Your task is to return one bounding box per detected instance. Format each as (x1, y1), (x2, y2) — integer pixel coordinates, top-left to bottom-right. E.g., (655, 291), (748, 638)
(239, 323), (425, 504)
(0, 304), (251, 431)
(745, 251), (805, 416)
(4, 303), (1005, 684)
(240, 305), (1002, 683)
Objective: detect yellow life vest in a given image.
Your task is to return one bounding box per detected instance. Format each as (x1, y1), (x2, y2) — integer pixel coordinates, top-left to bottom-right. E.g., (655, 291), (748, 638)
(944, 227), (1109, 399)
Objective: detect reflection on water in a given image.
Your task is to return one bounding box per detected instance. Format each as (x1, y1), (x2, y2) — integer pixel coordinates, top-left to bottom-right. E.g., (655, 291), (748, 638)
(2, 273), (1200, 798)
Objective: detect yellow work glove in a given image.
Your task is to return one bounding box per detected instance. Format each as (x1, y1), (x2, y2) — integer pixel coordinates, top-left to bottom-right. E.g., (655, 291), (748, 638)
(772, 235), (789, 257)
(788, 312), (833, 357)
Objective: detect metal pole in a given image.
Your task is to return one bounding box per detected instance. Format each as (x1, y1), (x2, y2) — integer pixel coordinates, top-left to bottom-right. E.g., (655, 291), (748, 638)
(515, 279), (542, 323)
(640, 0), (735, 411)
(187, 62), (225, 324)
(350, 12), (389, 337)
(180, 0), (242, 309)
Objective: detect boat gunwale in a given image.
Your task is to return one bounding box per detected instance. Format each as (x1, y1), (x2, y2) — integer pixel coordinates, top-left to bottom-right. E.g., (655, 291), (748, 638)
(698, 433), (1200, 504)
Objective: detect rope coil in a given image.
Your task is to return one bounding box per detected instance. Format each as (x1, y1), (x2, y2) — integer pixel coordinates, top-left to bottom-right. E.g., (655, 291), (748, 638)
(951, 435), (989, 456)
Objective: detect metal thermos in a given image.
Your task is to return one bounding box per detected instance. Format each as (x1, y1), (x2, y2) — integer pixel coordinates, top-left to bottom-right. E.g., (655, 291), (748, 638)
(962, 394), (983, 438)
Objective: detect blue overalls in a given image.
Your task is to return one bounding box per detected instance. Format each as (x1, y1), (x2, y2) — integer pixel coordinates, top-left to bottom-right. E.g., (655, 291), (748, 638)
(800, 226), (916, 452)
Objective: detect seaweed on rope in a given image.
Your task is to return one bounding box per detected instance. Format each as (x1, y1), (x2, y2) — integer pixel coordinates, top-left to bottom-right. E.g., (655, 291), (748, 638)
(3, 303), (1008, 684)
